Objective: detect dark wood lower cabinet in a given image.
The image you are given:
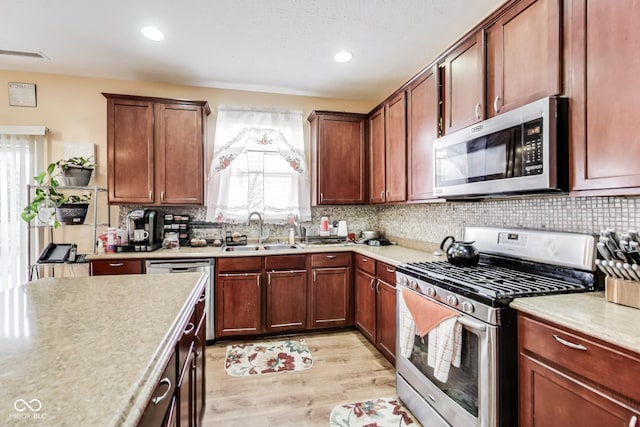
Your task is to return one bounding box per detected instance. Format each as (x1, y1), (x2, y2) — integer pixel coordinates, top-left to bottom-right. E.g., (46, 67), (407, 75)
(216, 272), (262, 337)
(310, 266), (352, 328)
(266, 269), (307, 332)
(518, 312), (640, 427)
(139, 288), (206, 427)
(375, 278), (396, 363)
(354, 255), (397, 364)
(355, 268), (376, 342)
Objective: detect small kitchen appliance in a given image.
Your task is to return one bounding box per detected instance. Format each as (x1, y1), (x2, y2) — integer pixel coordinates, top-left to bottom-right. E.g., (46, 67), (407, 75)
(118, 209), (163, 252)
(433, 96), (568, 198)
(395, 227), (597, 427)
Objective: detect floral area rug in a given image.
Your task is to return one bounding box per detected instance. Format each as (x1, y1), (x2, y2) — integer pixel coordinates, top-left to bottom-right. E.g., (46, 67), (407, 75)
(330, 397), (421, 427)
(224, 339), (313, 377)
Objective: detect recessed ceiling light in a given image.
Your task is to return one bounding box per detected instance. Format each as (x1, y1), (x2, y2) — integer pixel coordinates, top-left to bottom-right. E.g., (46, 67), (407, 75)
(333, 51), (352, 63)
(141, 26), (165, 41)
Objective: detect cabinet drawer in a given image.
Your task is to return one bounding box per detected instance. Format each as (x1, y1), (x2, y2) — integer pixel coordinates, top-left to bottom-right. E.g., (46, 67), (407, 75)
(138, 350), (177, 427)
(265, 254), (307, 270)
(217, 256), (262, 272)
(519, 314), (640, 402)
(310, 252), (351, 268)
(177, 309), (197, 374)
(355, 254), (376, 275)
(377, 262), (397, 285)
(90, 259), (143, 275)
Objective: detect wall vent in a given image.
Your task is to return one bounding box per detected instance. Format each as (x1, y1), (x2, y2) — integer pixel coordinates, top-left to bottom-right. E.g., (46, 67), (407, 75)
(0, 49), (48, 59)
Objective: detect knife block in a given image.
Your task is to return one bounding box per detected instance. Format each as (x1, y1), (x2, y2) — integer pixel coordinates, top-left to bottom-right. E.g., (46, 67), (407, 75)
(605, 277), (640, 310)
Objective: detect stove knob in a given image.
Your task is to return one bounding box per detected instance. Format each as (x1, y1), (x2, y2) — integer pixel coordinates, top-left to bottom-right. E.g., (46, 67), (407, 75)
(409, 280), (419, 290)
(446, 295), (459, 306)
(461, 301), (475, 314)
(398, 276), (408, 286)
(426, 287), (437, 297)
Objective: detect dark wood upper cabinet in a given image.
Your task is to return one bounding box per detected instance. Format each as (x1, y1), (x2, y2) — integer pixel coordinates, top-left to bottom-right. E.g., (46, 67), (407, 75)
(441, 31), (485, 134)
(103, 93), (210, 205)
(486, 0), (562, 118)
(569, 0), (640, 195)
(308, 111), (368, 205)
(407, 66), (439, 201)
(384, 92), (407, 203)
(369, 107), (386, 204)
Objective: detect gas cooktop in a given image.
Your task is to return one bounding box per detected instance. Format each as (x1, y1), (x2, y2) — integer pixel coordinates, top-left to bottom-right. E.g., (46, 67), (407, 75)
(397, 259), (595, 300)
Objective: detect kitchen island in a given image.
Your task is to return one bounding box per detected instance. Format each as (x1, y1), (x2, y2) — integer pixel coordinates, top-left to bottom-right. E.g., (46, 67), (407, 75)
(0, 272), (207, 426)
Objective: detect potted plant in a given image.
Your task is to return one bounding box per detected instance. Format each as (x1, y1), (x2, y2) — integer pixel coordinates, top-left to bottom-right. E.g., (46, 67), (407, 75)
(56, 155), (95, 186)
(21, 158), (94, 228)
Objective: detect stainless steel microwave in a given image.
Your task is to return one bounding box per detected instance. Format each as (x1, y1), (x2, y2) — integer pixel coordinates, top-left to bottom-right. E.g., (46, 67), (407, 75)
(433, 96), (568, 198)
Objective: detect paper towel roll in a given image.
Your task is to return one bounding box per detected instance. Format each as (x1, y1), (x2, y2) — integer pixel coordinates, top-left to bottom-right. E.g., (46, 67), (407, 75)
(337, 220), (348, 237)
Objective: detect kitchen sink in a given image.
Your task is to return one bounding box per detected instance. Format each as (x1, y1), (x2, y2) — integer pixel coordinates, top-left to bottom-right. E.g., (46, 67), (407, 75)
(222, 243), (303, 252)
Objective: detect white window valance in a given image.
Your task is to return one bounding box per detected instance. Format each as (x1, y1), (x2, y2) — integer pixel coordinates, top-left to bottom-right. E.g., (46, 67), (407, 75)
(205, 107), (311, 224)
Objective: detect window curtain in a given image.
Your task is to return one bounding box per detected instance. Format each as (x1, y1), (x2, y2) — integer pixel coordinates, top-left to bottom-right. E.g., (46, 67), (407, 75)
(205, 107), (311, 223)
(0, 126), (46, 291)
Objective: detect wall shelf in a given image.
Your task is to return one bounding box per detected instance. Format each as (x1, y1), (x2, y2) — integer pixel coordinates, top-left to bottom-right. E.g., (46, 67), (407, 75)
(26, 185), (110, 280)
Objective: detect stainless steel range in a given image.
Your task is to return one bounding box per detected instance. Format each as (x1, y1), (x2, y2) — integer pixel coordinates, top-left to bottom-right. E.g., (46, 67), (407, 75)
(395, 227), (597, 427)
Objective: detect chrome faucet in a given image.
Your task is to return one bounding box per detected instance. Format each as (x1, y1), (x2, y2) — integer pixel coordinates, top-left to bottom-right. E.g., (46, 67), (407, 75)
(246, 211), (269, 244)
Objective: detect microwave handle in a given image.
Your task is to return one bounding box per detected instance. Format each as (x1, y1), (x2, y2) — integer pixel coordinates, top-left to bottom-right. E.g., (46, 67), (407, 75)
(505, 127), (520, 178)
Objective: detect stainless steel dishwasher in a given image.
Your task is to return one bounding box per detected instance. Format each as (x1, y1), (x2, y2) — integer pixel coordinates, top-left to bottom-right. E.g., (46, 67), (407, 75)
(145, 258), (215, 341)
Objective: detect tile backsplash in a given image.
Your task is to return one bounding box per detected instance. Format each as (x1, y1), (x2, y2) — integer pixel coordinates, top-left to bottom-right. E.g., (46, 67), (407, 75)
(118, 194), (640, 244)
(378, 195), (640, 243)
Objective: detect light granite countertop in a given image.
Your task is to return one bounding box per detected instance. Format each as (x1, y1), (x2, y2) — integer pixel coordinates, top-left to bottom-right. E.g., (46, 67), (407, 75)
(88, 241), (444, 265)
(511, 292), (640, 354)
(0, 272), (206, 427)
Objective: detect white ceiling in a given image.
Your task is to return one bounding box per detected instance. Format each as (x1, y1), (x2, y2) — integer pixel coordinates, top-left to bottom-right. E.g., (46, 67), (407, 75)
(2, 0), (504, 102)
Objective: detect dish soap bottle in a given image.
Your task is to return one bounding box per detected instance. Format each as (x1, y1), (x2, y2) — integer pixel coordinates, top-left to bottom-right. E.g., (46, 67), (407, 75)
(288, 227), (295, 245)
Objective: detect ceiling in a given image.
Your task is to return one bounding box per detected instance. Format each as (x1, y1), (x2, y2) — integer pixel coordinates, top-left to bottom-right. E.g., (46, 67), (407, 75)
(2, 0), (504, 102)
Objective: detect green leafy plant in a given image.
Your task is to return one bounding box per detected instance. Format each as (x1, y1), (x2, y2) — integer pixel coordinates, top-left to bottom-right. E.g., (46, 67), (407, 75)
(56, 155), (95, 172)
(21, 157), (93, 228)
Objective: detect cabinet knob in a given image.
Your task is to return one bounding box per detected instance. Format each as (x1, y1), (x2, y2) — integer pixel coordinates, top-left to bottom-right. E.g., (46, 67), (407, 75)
(493, 95), (501, 114)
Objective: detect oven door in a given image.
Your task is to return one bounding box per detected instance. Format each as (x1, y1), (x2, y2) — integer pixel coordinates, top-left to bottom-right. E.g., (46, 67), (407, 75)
(396, 286), (498, 427)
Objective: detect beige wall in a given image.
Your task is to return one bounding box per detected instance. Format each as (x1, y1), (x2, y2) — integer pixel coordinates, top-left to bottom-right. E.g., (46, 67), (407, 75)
(1, 69), (375, 273)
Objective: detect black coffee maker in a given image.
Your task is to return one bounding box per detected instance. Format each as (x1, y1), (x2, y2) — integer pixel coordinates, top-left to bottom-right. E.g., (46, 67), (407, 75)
(122, 209), (163, 251)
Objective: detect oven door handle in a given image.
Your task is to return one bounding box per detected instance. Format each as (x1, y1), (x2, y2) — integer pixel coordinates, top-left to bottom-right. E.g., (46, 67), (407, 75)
(457, 315), (486, 332)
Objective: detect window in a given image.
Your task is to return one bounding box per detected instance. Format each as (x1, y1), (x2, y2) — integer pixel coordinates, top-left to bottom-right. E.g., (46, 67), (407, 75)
(206, 108), (311, 223)
(0, 126), (46, 291)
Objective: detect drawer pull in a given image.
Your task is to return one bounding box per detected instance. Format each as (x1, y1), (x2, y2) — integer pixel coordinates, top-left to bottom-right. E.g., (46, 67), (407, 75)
(183, 322), (195, 335)
(629, 416), (638, 427)
(386, 267), (395, 273)
(109, 263), (124, 267)
(152, 378), (172, 405)
(326, 255), (337, 259)
(376, 281), (381, 294)
(198, 293), (206, 302)
(369, 277), (375, 290)
(361, 258), (368, 262)
(552, 334), (587, 351)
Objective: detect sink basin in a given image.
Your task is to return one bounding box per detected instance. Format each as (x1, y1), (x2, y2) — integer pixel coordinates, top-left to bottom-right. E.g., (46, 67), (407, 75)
(222, 244), (303, 252)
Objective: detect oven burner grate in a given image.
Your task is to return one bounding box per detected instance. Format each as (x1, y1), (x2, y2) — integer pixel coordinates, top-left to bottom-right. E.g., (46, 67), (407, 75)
(400, 261), (591, 299)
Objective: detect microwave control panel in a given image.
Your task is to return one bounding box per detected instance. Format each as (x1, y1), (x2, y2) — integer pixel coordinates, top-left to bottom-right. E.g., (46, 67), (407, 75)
(522, 119), (543, 175)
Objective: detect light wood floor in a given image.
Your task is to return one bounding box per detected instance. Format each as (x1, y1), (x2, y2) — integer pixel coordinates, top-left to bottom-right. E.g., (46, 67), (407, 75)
(202, 330), (397, 426)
